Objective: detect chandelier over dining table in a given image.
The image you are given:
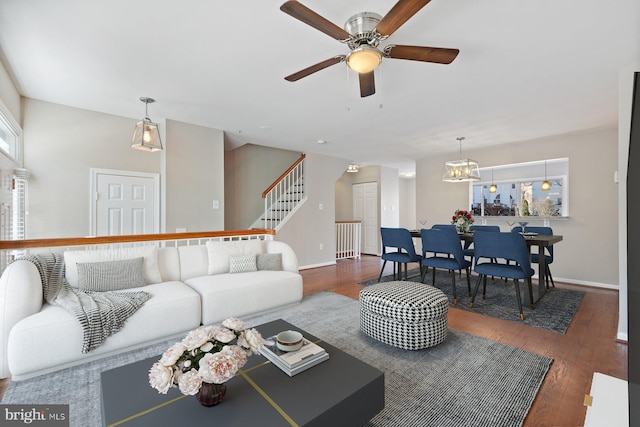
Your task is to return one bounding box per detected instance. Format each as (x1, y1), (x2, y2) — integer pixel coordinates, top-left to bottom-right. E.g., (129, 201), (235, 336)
(442, 137), (480, 182)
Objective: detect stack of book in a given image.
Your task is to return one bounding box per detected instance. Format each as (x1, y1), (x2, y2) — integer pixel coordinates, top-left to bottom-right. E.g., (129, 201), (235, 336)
(260, 336), (329, 376)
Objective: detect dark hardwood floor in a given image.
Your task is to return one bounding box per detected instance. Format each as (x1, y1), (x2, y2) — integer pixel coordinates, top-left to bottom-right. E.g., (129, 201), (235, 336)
(0, 255), (627, 426)
(301, 255), (628, 427)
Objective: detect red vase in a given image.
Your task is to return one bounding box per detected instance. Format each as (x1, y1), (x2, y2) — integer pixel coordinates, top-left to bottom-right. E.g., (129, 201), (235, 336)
(195, 382), (227, 407)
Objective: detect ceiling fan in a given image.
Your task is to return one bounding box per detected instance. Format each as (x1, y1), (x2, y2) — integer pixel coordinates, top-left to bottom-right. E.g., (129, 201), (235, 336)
(280, 0), (459, 98)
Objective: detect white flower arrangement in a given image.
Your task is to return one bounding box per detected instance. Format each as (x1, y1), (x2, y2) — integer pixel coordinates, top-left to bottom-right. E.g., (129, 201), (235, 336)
(149, 318), (271, 396)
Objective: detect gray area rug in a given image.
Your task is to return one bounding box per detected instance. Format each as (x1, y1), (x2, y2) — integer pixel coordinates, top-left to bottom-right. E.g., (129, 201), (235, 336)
(360, 269), (584, 334)
(3, 292), (552, 427)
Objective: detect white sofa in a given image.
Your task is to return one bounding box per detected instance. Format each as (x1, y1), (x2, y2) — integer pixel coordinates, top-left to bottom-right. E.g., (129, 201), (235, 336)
(0, 239), (302, 380)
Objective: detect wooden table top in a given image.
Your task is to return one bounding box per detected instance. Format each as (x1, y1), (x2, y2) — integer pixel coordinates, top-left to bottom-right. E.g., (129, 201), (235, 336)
(409, 230), (563, 246)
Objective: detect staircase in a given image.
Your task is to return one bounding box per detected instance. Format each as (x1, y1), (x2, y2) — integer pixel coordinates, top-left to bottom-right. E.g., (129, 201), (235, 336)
(251, 154), (307, 231)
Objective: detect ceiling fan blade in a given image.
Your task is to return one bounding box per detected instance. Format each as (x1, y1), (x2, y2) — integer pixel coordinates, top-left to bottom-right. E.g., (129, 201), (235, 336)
(285, 56), (346, 82)
(385, 45), (459, 64)
(359, 72), (376, 98)
(280, 1), (352, 41)
(376, 0), (432, 37)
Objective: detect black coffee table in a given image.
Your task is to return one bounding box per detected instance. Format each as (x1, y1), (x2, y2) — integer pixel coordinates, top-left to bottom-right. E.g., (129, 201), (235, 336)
(100, 319), (385, 426)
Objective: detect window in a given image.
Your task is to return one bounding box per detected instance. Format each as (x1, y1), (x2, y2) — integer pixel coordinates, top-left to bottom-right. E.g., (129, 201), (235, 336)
(0, 99), (25, 271)
(0, 99), (21, 163)
(470, 159), (568, 217)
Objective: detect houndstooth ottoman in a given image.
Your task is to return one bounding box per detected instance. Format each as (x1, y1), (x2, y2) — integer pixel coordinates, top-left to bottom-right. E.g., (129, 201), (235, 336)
(359, 281), (449, 350)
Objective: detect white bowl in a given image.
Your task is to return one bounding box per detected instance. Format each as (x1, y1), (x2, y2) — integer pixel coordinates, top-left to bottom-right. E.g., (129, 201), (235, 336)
(276, 330), (303, 352)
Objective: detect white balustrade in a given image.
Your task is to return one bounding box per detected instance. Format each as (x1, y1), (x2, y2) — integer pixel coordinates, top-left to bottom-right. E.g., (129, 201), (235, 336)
(336, 221), (361, 260)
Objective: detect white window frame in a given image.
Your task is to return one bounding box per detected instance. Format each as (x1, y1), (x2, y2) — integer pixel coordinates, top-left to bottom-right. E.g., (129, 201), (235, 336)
(470, 158), (569, 217)
(0, 97), (23, 165)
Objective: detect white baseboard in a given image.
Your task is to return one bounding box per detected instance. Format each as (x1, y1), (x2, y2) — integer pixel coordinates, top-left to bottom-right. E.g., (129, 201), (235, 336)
(554, 277), (618, 290)
(299, 261), (336, 270)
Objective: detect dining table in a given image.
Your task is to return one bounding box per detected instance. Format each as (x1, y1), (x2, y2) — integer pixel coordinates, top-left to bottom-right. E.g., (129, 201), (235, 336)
(410, 229), (563, 305)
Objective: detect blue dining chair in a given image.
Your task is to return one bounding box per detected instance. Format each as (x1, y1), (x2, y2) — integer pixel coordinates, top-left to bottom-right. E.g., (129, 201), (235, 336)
(524, 226), (554, 289)
(378, 228), (422, 282)
(429, 224), (457, 262)
(510, 226), (555, 289)
(431, 224), (456, 231)
(470, 231), (535, 320)
(420, 227), (472, 304)
(462, 225), (501, 261)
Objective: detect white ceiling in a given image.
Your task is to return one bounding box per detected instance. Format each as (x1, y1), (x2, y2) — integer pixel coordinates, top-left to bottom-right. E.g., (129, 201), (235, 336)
(0, 0), (638, 176)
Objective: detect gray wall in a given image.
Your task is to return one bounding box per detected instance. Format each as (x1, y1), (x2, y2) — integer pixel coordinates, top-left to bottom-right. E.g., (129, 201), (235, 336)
(380, 166), (400, 228)
(416, 127), (618, 288)
(23, 99), (160, 238)
(276, 152), (350, 268)
(334, 171), (353, 222)
(333, 165), (404, 256)
(21, 99), (225, 238)
(399, 177), (416, 230)
(165, 119), (224, 233)
(224, 144), (301, 230)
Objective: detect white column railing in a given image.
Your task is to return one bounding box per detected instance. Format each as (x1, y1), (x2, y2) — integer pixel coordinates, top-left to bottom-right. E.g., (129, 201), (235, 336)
(263, 155), (305, 230)
(0, 229), (275, 275)
(336, 221), (361, 260)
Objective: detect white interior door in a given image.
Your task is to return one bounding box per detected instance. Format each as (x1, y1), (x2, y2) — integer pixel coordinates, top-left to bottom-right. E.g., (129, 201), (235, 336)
(353, 182), (379, 255)
(91, 169), (159, 236)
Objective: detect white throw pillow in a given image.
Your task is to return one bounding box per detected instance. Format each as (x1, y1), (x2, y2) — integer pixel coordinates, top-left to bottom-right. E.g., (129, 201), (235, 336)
(228, 255), (258, 274)
(64, 245), (162, 288)
(206, 240), (263, 275)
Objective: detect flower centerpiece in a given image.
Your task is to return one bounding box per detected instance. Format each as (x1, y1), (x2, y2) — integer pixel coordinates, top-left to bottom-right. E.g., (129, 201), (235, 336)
(148, 318), (271, 406)
(451, 209), (474, 233)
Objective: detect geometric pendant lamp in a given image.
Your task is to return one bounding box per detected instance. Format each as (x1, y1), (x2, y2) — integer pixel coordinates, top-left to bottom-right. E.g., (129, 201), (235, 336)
(131, 97), (163, 152)
(442, 137), (480, 182)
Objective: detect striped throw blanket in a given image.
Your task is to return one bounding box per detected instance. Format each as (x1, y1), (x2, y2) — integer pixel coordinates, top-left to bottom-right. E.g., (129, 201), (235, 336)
(19, 253), (151, 353)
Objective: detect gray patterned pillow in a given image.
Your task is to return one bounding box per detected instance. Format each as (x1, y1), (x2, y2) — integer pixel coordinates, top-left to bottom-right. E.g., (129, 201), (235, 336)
(257, 253), (282, 271)
(77, 257), (146, 291)
(229, 255), (257, 274)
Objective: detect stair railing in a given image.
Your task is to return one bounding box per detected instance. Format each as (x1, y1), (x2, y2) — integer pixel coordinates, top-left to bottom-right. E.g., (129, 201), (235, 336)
(336, 221), (362, 260)
(262, 154), (306, 230)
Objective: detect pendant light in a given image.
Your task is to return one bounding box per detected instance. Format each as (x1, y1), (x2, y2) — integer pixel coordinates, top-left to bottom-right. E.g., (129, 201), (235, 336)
(541, 161), (551, 191)
(442, 137), (480, 182)
(131, 97), (163, 152)
(489, 168), (497, 193)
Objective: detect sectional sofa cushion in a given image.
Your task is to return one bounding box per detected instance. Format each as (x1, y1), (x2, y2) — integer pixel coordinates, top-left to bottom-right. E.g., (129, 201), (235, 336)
(64, 246), (162, 287)
(77, 257), (146, 291)
(184, 270), (303, 325)
(7, 281), (201, 379)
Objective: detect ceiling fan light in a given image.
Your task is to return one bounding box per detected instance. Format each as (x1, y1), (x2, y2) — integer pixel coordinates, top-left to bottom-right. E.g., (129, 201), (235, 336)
(346, 46), (382, 74)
